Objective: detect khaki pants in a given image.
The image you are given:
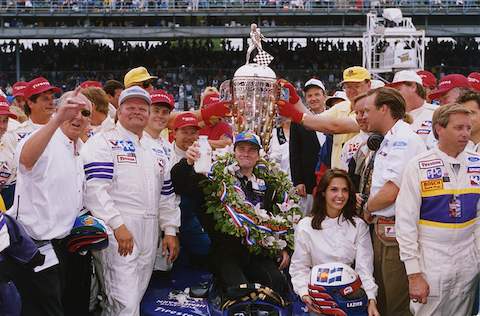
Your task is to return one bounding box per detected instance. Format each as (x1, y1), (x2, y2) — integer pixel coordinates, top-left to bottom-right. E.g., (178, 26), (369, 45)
(372, 230), (412, 316)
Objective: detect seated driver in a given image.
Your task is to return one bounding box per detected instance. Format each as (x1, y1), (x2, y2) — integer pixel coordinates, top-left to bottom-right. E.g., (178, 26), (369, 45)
(171, 131), (290, 296)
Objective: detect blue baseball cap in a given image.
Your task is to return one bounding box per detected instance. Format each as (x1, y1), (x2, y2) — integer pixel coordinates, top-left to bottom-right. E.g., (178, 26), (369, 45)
(234, 131), (262, 149)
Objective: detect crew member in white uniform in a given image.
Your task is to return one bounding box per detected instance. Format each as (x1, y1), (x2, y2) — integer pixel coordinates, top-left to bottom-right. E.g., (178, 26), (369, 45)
(386, 70), (437, 149)
(396, 103), (480, 316)
(0, 97), (18, 191)
(290, 168), (379, 316)
(81, 87), (115, 139)
(458, 91), (480, 151)
(82, 86), (180, 316)
(362, 87), (426, 316)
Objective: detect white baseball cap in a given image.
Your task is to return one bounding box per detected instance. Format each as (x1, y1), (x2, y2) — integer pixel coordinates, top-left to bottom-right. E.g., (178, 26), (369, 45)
(118, 86), (152, 106)
(304, 78), (326, 92)
(325, 91), (348, 108)
(371, 79), (386, 89)
(386, 70), (423, 87)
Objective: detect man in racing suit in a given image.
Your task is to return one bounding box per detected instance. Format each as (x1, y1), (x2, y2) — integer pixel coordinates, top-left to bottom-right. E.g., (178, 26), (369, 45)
(396, 103), (480, 316)
(82, 86), (180, 316)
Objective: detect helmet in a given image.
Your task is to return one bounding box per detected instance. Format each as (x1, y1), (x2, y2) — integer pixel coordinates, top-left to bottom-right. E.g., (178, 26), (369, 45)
(65, 214), (109, 254)
(308, 263), (368, 316)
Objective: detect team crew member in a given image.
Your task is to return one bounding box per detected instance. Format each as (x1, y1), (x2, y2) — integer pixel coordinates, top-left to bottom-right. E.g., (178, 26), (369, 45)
(124, 66), (157, 93)
(199, 90), (233, 149)
(290, 79), (326, 214)
(428, 74), (471, 105)
(290, 169), (379, 316)
(278, 66), (371, 168)
(362, 87), (426, 316)
(10, 81), (28, 124)
(2, 77), (61, 209)
(458, 91), (480, 150)
(0, 97), (18, 208)
(468, 72), (480, 92)
(81, 87), (115, 139)
(8, 89), (92, 316)
(417, 70), (437, 102)
(396, 103), (480, 315)
(103, 79), (124, 119)
(82, 86), (180, 316)
(387, 70), (437, 147)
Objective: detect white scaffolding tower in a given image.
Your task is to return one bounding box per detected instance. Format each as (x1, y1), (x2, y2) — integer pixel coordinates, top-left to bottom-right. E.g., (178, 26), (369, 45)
(363, 9), (425, 78)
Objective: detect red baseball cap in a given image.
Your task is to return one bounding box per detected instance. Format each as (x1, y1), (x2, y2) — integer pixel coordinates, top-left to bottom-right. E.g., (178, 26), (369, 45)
(428, 74), (471, 100)
(173, 112), (200, 130)
(12, 81), (28, 98)
(468, 72), (480, 92)
(0, 96), (17, 119)
(416, 70), (437, 89)
(150, 89), (174, 110)
(24, 77), (61, 99)
(202, 93), (220, 108)
(80, 81), (103, 89)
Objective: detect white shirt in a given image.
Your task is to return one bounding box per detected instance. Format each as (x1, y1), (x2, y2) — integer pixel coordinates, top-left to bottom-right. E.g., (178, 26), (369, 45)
(81, 123), (179, 235)
(268, 127), (291, 178)
(0, 138), (15, 187)
(371, 120), (426, 217)
(172, 142), (187, 166)
(408, 102), (437, 149)
(339, 131), (369, 171)
(108, 103), (117, 119)
(88, 116), (115, 138)
(290, 216), (378, 300)
(8, 129), (84, 240)
(7, 118), (20, 131)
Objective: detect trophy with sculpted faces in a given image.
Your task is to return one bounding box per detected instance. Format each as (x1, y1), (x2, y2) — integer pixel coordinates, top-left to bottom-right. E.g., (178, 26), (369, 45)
(220, 24), (279, 153)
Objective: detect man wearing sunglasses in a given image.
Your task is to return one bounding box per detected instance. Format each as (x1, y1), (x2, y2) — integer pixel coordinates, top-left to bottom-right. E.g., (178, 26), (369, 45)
(7, 89), (92, 316)
(124, 66), (157, 93)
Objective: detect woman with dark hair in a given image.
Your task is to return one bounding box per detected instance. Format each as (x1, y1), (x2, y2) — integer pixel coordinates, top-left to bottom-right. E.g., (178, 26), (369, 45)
(289, 168), (380, 316)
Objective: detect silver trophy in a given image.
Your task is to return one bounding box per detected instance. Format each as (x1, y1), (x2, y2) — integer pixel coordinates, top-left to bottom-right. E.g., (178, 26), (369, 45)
(220, 24), (279, 153)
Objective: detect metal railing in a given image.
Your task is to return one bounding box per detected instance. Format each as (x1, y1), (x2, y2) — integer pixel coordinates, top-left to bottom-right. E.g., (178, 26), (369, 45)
(0, 0), (479, 14)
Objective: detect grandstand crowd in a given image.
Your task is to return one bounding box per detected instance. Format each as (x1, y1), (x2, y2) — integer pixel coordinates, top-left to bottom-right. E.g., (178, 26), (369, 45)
(0, 37), (479, 109)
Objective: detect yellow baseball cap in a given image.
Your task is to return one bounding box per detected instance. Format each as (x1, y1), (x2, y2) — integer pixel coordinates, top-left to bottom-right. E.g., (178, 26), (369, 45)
(340, 66), (371, 84)
(124, 66), (157, 88)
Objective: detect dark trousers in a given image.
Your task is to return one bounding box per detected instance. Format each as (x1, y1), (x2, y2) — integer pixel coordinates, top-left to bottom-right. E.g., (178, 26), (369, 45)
(211, 248), (287, 295)
(9, 239), (92, 316)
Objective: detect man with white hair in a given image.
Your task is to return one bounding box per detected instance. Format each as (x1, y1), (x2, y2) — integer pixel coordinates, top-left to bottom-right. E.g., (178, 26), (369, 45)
(82, 86), (180, 316)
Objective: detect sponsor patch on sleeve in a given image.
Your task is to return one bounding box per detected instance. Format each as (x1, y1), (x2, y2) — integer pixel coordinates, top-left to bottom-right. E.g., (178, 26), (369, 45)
(421, 179), (443, 192)
(419, 159), (444, 169)
(468, 166), (480, 173)
(416, 129), (431, 135)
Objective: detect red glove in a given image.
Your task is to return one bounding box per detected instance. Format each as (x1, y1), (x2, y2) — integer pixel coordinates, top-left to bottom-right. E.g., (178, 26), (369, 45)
(277, 100), (304, 124)
(200, 101), (231, 122)
(277, 79), (300, 104)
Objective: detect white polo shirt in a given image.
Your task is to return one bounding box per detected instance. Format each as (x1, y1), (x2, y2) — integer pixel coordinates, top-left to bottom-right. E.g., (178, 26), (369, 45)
(370, 120), (426, 217)
(8, 128), (84, 240)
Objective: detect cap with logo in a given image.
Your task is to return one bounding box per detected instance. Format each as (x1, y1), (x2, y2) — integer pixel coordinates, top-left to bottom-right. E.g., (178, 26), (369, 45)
(340, 66), (371, 84)
(386, 70), (423, 88)
(118, 86), (152, 106)
(12, 81), (28, 98)
(304, 78), (326, 92)
(234, 131), (262, 149)
(468, 72), (480, 92)
(202, 92), (221, 108)
(24, 77), (61, 99)
(325, 91), (348, 108)
(417, 70), (437, 89)
(173, 112), (200, 130)
(428, 74), (471, 100)
(150, 89), (175, 110)
(0, 96), (17, 119)
(80, 81), (103, 89)
(124, 67), (158, 88)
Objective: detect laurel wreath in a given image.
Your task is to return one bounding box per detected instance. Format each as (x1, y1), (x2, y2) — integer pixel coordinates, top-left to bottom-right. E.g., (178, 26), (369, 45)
(202, 152), (303, 258)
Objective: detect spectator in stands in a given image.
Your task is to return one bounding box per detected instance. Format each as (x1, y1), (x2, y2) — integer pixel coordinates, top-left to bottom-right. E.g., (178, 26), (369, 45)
(103, 79), (124, 119)
(362, 87), (426, 316)
(428, 74), (472, 105)
(289, 78), (326, 214)
(8, 89), (93, 316)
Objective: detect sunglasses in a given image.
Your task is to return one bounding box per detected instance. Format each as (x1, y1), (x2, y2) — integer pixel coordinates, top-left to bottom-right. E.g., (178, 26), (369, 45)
(81, 109), (91, 117)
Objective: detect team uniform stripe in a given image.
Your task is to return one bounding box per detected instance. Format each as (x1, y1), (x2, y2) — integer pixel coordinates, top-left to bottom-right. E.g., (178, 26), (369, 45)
(86, 174), (113, 181)
(85, 168), (113, 175)
(84, 162), (114, 169)
(419, 218), (477, 229)
(420, 193), (478, 224)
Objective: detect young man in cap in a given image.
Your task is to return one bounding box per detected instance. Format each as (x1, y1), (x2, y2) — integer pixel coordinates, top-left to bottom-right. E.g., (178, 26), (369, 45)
(7, 89), (92, 316)
(428, 74), (471, 105)
(172, 131), (289, 296)
(82, 86), (180, 316)
(468, 72), (480, 92)
(124, 66), (157, 93)
(387, 70), (437, 148)
(10, 81), (28, 124)
(289, 78), (326, 213)
(103, 79), (124, 119)
(277, 65), (370, 168)
(417, 70), (437, 102)
(396, 103), (480, 316)
(362, 87), (426, 316)
(145, 89), (175, 143)
(0, 96), (18, 206)
(1, 77), (61, 209)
